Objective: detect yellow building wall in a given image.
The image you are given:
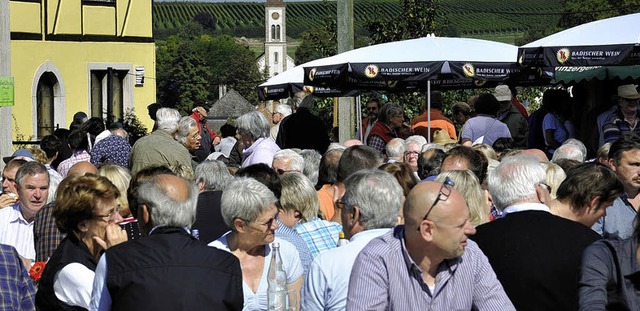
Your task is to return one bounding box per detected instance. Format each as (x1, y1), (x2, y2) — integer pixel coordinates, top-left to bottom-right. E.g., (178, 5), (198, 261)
(10, 41), (156, 140)
(9, 1), (41, 34)
(118, 0), (152, 37)
(83, 6), (116, 35)
(48, 0), (82, 35)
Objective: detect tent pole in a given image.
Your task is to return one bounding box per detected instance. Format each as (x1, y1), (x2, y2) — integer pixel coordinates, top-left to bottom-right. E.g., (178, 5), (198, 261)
(356, 95), (362, 141)
(427, 81), (431, 144)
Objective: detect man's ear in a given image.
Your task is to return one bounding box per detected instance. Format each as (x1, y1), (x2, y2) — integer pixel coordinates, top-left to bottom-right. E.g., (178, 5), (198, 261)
(535, 183), (552, 206)
(141, 204), (151, 225)
(293, 210), (302, 220)
(197, 180), (205, 193)
(587, 196), (602, 214)
(350, 206), (361, 226)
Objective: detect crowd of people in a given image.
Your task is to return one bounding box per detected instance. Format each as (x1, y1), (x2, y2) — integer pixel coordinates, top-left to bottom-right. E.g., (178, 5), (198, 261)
(0, 84), (640, 310)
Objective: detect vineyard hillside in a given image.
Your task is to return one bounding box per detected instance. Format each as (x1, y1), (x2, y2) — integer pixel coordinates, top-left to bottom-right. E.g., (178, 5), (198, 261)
(153, 0), (563, 39)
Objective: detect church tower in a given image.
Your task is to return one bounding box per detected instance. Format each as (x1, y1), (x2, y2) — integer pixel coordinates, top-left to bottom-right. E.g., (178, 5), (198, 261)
(261, 0), (291, 78)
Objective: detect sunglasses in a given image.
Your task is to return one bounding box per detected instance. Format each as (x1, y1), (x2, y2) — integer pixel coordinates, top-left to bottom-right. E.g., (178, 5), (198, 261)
(417, 177), (455, 231)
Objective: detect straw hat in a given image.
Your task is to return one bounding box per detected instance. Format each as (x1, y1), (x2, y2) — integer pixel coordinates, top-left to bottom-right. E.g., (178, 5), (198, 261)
(618, 84), (640, 100)
(432, 129), (457, 145)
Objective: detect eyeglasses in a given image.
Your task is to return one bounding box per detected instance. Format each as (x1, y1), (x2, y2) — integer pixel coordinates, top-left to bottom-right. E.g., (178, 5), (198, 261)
(404, 151), (420, 157)
(275, 168), (296, 176)
(335, 199), (352, 210)
(93, 204), (121, 222)
(538, 182), (551, 193)
(417, 177), (455, 231)
(252, 210), (279, 228)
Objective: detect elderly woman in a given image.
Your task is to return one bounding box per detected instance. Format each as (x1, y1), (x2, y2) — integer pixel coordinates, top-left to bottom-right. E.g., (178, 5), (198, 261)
(209, 177), (302, 311)
(237, 111), (281, 168)
(367, 103), (405, 155)
(175, 116), (202, 165)
(36, 174), (128, 310)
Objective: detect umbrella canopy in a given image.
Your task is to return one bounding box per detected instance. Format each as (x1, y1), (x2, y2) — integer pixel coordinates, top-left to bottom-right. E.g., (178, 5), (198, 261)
(303, 35), (526, 92)
(553, 65), (640, 85)
(519, 13), (640, 67)
(257, 57), (360, 100)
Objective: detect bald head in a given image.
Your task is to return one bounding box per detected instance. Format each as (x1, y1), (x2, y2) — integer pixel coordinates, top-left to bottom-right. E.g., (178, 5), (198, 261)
(521, 149), (548, 162)
(67, 161), (98, 177)
(405, 181), (466, 227)
(137, 173), (198, 230)
(440, 156), (470, 172)
(343, 139), (363, 148)
(156, 174), (189, 202)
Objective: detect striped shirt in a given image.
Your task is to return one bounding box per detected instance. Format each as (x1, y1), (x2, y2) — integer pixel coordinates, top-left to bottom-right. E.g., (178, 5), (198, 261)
(295, 219), (342, 257)
(0, 203), (36, 261)
(0, 244), (36, 310)
(57, 150), (91, 178)
(347, 226), (514, 311)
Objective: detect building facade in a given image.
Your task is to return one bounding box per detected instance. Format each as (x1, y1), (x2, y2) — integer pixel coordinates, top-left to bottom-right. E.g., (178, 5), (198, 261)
(3, 0), (155, 144)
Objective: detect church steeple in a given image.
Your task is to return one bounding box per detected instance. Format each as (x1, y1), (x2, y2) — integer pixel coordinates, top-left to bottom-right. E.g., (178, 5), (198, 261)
(264, 0), (287, 77)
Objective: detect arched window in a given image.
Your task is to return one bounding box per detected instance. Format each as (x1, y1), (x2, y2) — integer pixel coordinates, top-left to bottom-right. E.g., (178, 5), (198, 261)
(276, 25), (281, 40)
(271, 25), (276, 41)
(36, 73), (57, 138)
(274, 52), (279, 64)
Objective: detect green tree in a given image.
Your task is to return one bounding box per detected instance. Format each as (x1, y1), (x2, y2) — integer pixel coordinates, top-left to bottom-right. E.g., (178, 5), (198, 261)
(295, 21), (337, 65)
(366, 0), (441, 44)
(560, 0), (640, 28)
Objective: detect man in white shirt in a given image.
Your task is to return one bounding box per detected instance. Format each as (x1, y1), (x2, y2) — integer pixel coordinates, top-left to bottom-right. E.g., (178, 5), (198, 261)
(302, 169), (403, 311)
(0, 161), (49, 264)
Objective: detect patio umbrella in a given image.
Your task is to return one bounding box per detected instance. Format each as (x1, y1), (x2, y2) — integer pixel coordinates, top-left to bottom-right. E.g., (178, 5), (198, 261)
(519, 13), (640, 67)
(303, 35), (523, 92)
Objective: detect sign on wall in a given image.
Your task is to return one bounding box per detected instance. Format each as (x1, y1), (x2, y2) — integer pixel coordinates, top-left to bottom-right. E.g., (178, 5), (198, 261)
(0, 77), (14, 107)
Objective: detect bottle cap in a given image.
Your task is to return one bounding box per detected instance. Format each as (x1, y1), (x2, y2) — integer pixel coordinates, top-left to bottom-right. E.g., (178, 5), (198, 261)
(339, 231), (345, 239)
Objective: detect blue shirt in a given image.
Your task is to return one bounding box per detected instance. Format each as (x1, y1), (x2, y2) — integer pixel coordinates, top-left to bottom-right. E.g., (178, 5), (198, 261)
(90, 135), (132, 168)
(347, 226), (515, 311)
(294, 219), (342, 257)
(0, 244), (35, 310)
(592, 196), (637, 240)
(302, 228), (390, 311)
(461, 114), (511, 147)
(275, 219), (313, 275)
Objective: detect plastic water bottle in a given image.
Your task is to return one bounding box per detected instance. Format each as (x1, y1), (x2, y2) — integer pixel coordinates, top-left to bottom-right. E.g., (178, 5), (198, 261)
(337, 232), (349, 246)
(267, 242), (287, 311)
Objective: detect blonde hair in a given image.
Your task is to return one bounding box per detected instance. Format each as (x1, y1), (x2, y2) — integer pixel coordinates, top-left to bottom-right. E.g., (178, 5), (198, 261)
(541, 162), (566, 200)
(435, 170), (489, 226)
(279, 172), (320, 222)
(473, 144), (498, 161)
(28, 147), (48, 164)
(98, 164), (132, 216)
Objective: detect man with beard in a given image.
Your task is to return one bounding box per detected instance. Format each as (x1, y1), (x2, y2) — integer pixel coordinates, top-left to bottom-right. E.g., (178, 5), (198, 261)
(357, 98), (381, 145)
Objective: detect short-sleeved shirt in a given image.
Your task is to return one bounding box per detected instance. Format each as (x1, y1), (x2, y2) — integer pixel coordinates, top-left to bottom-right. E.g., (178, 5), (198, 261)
(461, 115), (511, 146)
(294, 219), (342, 257)
(542, 113), (575, 153)
(0, 203), (35, 260)
(275, 219), (313, 275)
(592, 196), (637, 240)
(208, 234), (303, 311)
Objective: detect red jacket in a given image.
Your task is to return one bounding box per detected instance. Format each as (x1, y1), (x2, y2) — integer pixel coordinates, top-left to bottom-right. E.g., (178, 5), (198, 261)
(190, 111), (218, 141)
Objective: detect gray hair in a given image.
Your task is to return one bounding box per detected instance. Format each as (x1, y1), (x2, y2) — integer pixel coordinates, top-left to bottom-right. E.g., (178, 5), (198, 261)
(552, 141), (586, 162)
(344, 169), (402, 229)
(175, 116), (197, 146)
(15, 161), (49, 189)
(405, 135), (427, 147)
(377, 103), (404, 125)
(386, 138), (406, 159)
(236, 111), (270, 140)
(563, 138), (587, 161)
(422, 143), (445, 153)
(156, 108), (182, 133)
(137, 174), (199, 228)
(273, 149), (304, 172)
(488, 155), (546, 211)
(280, 172), (319, 221)
(274, 104), (292, 117)
(221, 177), (278, 229)
(195, 160), (232, 191)
(300, 149), (321, 186)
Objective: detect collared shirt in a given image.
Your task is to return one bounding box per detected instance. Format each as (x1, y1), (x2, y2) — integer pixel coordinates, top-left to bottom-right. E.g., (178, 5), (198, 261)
(410, 109), (458, 141)
(0, 203), (36, 260)
(0, 244), (36, 310)
(603, 107), (640, 144)
(347, 226), (514, 311)
(275, 219), (313, 275)
(34, 202), (66, 262)
(295, 219), (342, 257)
(57, 150), (91, 178)
(302, 228), (390, 311)
(129, 130), (193, 176)
(90, 135), (132, 168)
(592, 195), (637, 240)
(500, 202), (550, 218)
